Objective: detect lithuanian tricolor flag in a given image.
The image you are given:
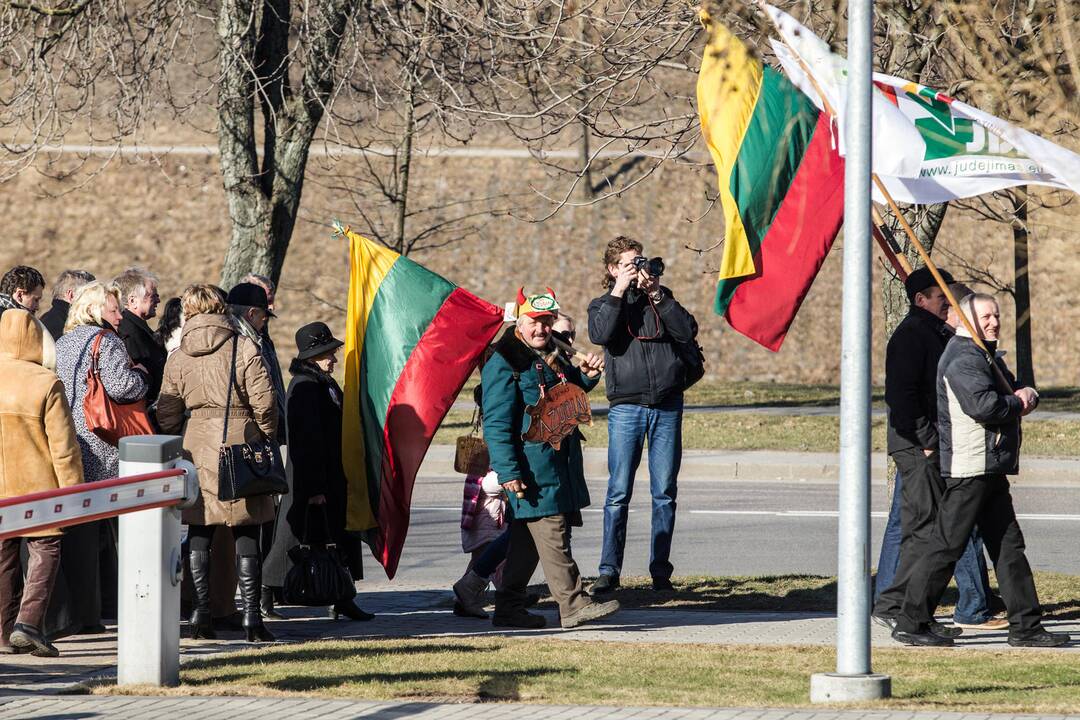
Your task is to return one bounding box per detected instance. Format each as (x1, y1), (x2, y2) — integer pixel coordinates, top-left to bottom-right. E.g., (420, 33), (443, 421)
(341, 228), (504, 578)
(697, 13), (845, 351)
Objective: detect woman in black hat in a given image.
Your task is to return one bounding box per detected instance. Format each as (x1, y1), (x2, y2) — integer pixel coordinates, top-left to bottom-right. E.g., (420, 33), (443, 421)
(262, 322), (373, 621)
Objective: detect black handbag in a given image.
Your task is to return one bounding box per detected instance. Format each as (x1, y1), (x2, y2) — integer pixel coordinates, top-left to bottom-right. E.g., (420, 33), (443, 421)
(217, 335), (289, 501)
(283, 505), (357, 606)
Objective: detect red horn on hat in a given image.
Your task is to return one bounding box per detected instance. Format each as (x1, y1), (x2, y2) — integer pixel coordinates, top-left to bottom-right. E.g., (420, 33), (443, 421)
(516, 287), (527, 306)
(546, 287), (556, 299)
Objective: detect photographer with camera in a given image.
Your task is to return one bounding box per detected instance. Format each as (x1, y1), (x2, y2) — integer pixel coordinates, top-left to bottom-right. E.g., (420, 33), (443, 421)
(588, 235), (698, 594)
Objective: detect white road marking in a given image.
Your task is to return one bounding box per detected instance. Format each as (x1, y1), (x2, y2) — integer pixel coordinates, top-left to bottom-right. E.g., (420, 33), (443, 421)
(410, 507), (1080, 521)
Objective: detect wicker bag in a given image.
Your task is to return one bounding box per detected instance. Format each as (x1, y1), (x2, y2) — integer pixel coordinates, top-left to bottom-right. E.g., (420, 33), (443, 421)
(454, 408), (489, 476)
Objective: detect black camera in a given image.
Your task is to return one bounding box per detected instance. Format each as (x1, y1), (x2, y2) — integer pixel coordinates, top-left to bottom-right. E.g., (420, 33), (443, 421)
(631, 255), (665, 278)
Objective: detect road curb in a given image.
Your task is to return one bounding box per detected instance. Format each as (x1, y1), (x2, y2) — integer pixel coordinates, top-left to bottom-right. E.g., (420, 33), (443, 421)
(421, 445), (1080, 486)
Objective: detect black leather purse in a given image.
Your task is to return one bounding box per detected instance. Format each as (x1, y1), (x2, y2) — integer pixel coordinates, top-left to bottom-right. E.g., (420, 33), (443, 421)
(217, 335), (289, 501)
(283, 505), (356, 606)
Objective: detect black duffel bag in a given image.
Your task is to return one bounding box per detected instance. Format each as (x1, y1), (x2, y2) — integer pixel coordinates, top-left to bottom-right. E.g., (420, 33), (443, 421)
(283, 505), (357, 607)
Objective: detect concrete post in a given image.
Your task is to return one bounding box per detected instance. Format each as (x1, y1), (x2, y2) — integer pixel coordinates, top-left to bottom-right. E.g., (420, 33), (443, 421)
(117, 435), (189, 687)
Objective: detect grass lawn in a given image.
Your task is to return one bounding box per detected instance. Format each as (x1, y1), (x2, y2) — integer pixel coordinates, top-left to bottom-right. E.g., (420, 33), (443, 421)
(99, 572), (1080, 711)
(108, 638), (1080, 712)
(435, 409), (1080, 457)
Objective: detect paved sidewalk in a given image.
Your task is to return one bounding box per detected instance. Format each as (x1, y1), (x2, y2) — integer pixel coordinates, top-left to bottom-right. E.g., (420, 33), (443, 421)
(2, 585), (1076, 695)
(3, 696), (1080, 720)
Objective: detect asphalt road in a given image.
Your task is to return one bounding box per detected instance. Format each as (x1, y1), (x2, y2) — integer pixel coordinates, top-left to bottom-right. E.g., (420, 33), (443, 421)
(367, 475), (1080, 588)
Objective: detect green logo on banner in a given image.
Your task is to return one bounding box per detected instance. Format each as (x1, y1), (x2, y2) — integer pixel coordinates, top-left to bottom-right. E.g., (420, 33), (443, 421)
(906, 87), (974, 160)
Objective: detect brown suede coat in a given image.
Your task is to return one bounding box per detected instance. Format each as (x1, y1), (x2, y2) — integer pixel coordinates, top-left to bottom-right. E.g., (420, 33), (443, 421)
(156, 313), (278, 527)
(0, 310), (84, 537)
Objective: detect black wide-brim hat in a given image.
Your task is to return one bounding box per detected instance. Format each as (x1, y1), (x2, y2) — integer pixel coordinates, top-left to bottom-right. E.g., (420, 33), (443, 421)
(295, 321), (344, 361)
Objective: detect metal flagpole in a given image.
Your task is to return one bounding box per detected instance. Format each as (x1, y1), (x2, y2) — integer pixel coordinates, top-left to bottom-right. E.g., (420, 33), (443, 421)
(810, 0), (891, 702)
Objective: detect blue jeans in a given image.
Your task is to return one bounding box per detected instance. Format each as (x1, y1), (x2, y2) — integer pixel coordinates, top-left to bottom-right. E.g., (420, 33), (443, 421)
(874, 469), (995, 624)
(599, 399), (683, 580)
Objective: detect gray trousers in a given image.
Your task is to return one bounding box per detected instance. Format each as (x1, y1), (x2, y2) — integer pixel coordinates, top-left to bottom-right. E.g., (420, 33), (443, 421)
(496, 514), (590, 619)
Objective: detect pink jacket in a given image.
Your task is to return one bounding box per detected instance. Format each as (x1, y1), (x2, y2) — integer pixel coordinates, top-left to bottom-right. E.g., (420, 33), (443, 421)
(460, 470), (506, 552)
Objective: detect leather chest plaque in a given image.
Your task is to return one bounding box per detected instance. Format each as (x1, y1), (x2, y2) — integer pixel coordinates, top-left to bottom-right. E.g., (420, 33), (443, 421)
(523, 382), (593, 450)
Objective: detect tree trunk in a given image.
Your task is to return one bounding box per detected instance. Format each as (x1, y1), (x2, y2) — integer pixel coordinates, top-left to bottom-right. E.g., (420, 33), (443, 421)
(217, 0), (271, 289)
(217, 0), (357, 288)
(1012, 187), (1035, 386)
(394, 88), (416, 256)
(579, 122), (594, 202)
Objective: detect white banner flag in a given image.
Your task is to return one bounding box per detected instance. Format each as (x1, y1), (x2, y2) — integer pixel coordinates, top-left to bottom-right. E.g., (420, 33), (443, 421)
(764, 2), (1080, 204)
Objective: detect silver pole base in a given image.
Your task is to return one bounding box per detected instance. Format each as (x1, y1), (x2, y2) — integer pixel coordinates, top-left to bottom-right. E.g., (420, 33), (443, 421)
(810, 673), (892, 703)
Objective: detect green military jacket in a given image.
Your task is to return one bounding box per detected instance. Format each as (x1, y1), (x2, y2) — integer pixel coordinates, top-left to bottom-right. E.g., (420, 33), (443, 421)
(481, 327), (599, 521)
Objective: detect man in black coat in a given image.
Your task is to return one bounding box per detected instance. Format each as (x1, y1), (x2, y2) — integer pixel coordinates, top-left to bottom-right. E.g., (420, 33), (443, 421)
(892, 293), (1067, 648)
(587, 235), (698, 594)
(39, 269), (95, 340)
(874, 268), (1001, 636)
(113, 268), (165, 402)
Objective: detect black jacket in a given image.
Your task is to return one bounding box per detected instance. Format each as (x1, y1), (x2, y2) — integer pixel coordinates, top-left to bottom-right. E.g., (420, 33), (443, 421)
(885, 307), (953, 454)
(937, 335), (1024, 478)
(117, 309), (168, 403)
(283, 362), (348, 545)
(587, 286), (698, 407)
(39, 299), (70, 341)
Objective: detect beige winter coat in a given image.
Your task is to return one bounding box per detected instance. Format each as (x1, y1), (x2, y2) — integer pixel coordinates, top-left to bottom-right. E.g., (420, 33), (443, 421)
(156, 313), (278, 527)
(0, 310), (84, 537)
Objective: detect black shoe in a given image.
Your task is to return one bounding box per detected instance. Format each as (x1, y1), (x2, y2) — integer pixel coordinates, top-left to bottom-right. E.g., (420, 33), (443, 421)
(1008, 628), (1071, 647)
(9, 623), (59, 657)
(525, 593), (542, 608)
(492, 609), (547, 629)
(243, 612), (277, 643)
(189, 609), (217, 640)
(332, 600), (375, 622)
(652, 577), (675, 592)
(238, 555), (275, 643)
(871, 614), (897, 631)
(891, 626), (954, 647)
(590, 574), (619, 595)
(188, 549), (217, 639)
(929, 621), (963, 639)
(261, 586), (285, 620)
(453, 600), (488, 619)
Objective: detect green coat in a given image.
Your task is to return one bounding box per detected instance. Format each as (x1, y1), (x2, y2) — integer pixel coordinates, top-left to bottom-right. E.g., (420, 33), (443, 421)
(481, 328), (599, 521)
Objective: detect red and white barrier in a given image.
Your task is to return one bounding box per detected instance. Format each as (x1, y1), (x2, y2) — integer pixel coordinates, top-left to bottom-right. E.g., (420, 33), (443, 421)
(0, 469), (188, 540)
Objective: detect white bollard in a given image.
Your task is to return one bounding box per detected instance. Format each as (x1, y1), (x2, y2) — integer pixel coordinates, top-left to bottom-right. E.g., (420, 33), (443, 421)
(117, 435), (196, 687)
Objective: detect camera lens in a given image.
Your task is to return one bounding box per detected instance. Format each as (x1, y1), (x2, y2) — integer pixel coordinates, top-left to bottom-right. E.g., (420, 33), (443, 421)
(648, 257), (665, 277)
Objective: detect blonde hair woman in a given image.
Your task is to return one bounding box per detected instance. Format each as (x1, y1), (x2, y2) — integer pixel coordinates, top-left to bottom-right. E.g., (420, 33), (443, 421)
(50, 281), (149, 639)
(180, 284), (227, 320)
(158, 283), (279, 643)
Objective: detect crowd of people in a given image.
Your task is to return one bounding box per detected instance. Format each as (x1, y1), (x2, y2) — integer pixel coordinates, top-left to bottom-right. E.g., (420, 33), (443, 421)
(0, 265), (369, 657)
(0, 236), (1066, 654)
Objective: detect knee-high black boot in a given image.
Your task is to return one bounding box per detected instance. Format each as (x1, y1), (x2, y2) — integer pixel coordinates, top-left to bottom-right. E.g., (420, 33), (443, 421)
(188, 550), (216, 640)
(237, 555), (275, 643)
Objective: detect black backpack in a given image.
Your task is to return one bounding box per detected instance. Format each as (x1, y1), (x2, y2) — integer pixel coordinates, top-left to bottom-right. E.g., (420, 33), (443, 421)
(674, 340), (706, 390)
